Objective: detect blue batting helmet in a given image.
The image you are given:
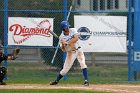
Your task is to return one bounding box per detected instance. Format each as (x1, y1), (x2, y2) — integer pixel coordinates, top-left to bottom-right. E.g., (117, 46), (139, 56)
(60, 21), (70, 30)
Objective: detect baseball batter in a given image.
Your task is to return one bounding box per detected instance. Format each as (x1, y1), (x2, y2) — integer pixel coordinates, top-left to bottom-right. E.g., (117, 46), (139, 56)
(0, 45), (20, 85)
(50, 21), (89, 86)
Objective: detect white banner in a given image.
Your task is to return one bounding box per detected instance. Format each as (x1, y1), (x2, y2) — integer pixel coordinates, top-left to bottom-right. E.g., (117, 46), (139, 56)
(8, 17), (54, 46)
(74, 16), (127, 52)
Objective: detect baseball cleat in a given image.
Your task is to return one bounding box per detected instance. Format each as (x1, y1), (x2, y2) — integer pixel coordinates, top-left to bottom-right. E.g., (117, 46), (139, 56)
(50, 81), (58, 85)
(0, 82), (6, 85)
(83, 81), (89, 86)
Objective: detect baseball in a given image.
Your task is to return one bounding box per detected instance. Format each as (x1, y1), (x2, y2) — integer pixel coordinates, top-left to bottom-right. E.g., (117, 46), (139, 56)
(88, 42), (92, 45)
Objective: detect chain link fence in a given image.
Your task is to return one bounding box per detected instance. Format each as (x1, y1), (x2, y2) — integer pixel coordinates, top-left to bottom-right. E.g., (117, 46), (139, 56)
(0, 0), (136, 83)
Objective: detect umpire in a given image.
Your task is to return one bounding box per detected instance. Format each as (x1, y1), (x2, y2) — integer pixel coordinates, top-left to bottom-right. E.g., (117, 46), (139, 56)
(0, 45), (20, 85)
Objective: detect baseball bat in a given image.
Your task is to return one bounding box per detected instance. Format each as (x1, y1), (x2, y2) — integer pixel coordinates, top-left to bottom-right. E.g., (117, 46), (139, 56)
(28, 18), (59, 38)
(49, 30), (59, 38)
(51, 5), (73, 64)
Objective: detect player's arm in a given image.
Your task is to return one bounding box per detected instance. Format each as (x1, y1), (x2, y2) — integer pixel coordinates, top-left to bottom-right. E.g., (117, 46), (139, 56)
(59, 36), (68, 52)
(1, 48), (20, 60)
(68, 34), (79, 46)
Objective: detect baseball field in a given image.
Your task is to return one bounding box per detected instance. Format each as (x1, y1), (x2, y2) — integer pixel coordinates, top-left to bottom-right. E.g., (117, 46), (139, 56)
(0, 62), (140, 93)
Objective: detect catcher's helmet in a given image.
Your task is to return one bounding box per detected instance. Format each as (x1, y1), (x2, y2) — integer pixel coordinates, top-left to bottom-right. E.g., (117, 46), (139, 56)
(60, 21), (70, 30)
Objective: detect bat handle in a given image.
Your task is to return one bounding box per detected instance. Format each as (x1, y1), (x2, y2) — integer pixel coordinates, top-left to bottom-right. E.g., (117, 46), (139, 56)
(49, 30), (59, 38)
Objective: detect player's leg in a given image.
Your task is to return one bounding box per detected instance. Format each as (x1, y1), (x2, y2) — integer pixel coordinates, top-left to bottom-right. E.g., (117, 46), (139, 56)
(0, 67), (7, 85)
(50, 51), (77, 85)
(60, 52), (77, 75)
(77, 49), (89, 86)
(0, 54), (7, 85)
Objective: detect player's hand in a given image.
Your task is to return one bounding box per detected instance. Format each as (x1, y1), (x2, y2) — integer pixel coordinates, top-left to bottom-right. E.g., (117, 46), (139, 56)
(61, 41), (68, 46)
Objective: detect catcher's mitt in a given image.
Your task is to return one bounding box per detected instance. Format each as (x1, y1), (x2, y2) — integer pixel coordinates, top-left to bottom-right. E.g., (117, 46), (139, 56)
(12, 48), (20, 60)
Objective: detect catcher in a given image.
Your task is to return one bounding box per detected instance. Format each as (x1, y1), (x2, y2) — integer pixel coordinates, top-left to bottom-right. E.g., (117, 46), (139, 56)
(0, 45), (20, 85)
(50, 21), (89, 86)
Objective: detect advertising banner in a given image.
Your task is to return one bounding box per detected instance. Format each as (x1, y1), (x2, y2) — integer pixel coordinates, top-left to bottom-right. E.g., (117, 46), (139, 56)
(8, 17), (54, 46)
(74, 16), (127, 52)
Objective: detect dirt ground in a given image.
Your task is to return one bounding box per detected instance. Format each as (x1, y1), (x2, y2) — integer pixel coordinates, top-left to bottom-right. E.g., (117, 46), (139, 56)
(0, 84), (140, 93)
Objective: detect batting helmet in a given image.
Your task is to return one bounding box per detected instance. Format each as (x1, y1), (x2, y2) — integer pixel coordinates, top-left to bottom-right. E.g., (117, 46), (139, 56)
(60, 21), (70, 30)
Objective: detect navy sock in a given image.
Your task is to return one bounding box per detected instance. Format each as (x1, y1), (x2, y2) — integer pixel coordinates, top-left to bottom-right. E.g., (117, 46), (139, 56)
(55, 74), (63, 82)
(82, 68), (88, 81)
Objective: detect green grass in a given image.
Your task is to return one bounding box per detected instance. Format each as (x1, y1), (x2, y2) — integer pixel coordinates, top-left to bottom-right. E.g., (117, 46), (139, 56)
(5, 62), (140, 84)
(0, 89), (111, 93)
(1, 62), (139, 93)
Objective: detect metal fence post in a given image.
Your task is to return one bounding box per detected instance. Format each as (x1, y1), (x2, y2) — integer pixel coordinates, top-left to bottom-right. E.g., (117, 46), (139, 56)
(133, 0), (140, 81)
(63, 0), (68, 81)
(128, 0), (133, 81)
(4, 0), (8, 80)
